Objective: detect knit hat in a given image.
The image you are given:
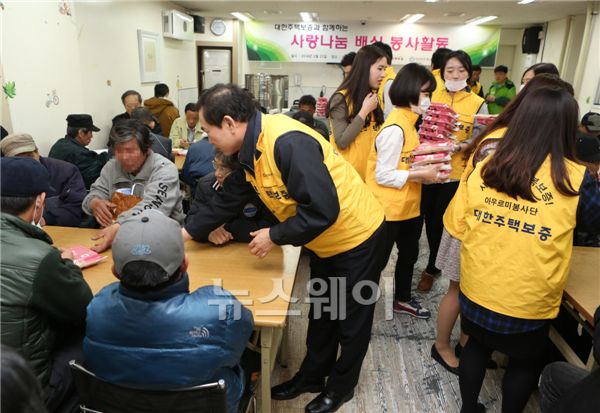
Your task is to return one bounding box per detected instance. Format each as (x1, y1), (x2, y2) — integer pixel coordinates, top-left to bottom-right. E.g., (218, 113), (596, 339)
(0, 157), (49, 197)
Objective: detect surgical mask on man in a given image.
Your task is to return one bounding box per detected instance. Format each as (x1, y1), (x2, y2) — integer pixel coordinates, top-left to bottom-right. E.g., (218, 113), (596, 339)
(30, 196), (44, 228)
(411, 96), (431, 115)
(445, 79), (468, 92)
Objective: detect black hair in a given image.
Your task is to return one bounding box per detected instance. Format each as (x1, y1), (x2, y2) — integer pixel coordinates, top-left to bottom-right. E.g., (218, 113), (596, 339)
(214, 150), (241, 170)
(130, 107), (156, 126)
(482, 86), (579, 201)
(431, 47), (452, 70)
(441, 50), (473, 81)
(298, 95), (317, 108)
(119, 261), (181, 292)
(292, 110), (316, 128)
(327, 45), (387, 126)
(108, 119), (152, 152)
(340, 51), (356, 67)
(197, 84), (257, 127)
(466, 74), (574, 161)
(1, 345), (47, 413)
(154, 83), (169, 98)
(521, 62), (559, 83)
(66, 126), (89, 138)
(0, 196), (36, 215)
(1, 125), (10, 140)
(494, 65), (508, 73)
(184, 102), (199, 112)
(372, 41), (393, 64)
(389, 63), (436, 107)
(472, 65), (482, 72)
(121, 90), (142, 104)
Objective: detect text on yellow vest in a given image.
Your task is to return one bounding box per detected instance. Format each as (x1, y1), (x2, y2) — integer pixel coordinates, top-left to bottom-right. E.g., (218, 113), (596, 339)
(460, 156), (585, 319)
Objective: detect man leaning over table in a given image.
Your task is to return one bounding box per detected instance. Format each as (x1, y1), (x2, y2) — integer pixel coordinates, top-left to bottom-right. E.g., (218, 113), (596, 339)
(82, 119), (184, 252)
(0, 157), (92, 413)
(83, 209), (253, 413)
(183, 84), (387, 413)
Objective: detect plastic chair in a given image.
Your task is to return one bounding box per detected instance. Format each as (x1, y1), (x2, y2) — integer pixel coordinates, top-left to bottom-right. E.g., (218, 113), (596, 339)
(69, 360), (227, 413)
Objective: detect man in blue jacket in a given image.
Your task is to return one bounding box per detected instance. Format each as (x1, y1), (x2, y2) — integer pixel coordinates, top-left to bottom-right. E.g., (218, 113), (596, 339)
(83, 209), (254, 413)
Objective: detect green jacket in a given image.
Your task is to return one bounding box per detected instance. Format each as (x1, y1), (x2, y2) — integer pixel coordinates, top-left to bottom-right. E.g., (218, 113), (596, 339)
(486, 79), (517, 115)
(0, 213), (92, 391)
(48, 135), (109, 189)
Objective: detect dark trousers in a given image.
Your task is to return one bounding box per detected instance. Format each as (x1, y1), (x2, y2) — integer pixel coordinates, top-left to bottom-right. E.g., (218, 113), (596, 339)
(46, 333), (85, 413)
(459, 317), (549, 413)
(419, 181), (459, 273)
(380, 217), (422, 302)
(298, 223), (387, 394)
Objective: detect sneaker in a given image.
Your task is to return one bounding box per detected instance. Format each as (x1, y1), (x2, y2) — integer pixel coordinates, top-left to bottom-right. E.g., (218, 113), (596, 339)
(393, 299), (431, 319)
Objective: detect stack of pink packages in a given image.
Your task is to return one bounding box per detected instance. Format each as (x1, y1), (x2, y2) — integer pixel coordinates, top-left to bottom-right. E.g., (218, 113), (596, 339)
(412, 103), (459, 181)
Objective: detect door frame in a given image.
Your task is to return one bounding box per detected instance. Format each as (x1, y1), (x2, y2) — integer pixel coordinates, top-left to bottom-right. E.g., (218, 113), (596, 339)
(196, 45), (234, 92)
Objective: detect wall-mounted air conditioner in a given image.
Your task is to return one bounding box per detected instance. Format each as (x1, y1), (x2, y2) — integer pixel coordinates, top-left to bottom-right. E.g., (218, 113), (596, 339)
(162, 10), (194, 41)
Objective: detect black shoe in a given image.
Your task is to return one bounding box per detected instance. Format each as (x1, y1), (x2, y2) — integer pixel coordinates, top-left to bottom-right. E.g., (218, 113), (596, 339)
(271, 374), (325, 400)
(455, 344), (498, 370)
(305, 389), (354, 413)
(431, 344), (459, 375)
(460, 402), (486, 413)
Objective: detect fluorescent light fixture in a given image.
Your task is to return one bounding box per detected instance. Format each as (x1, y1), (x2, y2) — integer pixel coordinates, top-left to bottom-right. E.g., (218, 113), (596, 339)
(300, 12), (318, 22)
(518, 0), (536, 4)
(466, 15), (498, 25)
(425, 0), (439, 3)
(231, 12), (253, 22)
(401, 13), (425, 24)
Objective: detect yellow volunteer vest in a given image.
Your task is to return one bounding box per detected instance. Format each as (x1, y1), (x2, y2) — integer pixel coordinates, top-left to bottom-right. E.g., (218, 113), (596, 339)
(246, 114), (385, 258)
(431, 88), (484, 180)
(471, 82), (482, 96)
(378, 66), (396, 114)
(443, 127), (507, 240)
(432, 69), (445, 96)
(329, 90), (381, 181)
(460, 156), (585, 319)
(366, 108), (421, 221)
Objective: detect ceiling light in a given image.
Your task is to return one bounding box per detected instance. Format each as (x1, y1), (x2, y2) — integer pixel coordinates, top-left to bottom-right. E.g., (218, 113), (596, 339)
(465, 15), (498, 25)
(518, 0), (536, 4)
(231, 12), (253, 22)
(300, 12), (318, 22)
(401, 14), (425, 24)
(425, 0), (439, 3)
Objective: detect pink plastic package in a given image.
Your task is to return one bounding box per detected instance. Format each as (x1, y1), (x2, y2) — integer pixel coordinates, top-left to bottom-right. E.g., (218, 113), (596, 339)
(71, 246), (107, 268)
(413, 139), (455, 155)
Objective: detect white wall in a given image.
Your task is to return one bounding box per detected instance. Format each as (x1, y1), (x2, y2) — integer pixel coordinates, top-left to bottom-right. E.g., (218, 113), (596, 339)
(540, 17), (570, 71)
(576, 10), (600, 114)
(2, 1), (198, 155)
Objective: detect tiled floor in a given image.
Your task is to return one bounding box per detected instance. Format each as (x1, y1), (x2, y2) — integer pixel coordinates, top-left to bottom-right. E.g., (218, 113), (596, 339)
(264, 233), (541, 413)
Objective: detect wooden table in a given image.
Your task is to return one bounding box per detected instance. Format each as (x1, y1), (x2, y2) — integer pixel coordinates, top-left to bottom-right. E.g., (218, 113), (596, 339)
(46, 226), (301, 413)
(549, 246), (599, 370)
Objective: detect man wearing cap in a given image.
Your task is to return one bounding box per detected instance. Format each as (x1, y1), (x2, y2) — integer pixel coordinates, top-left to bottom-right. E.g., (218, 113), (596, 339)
(82, 119), (184, 252)
(485, 65), (517, 115)
(130, 106), (174, 161)
(49, 114), (109, 189)
(580, 112), (600, 139)
(83, 209), (253, 413)
(0, 157), (93, 412)
(183, 84), (386, 413)
(1, 133), (86, 227)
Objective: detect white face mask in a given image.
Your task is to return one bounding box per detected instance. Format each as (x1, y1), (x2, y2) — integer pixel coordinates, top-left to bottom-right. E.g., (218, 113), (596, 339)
(30, 197), (44, 229)
(519, 83), (526, 93)
(445, 79), (468, 92)
(411, 96), (431, 115)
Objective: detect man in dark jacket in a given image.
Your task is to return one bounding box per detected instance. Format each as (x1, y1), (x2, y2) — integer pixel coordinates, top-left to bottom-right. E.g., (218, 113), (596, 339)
(1, 133), (86, 227)
(83, 209), (253, 413)
(180, 138), (216, 195)
(0, 157), (93, 413)
(131, 107), (174, 162)
(189, 151), (277, 244)
(49, 114), (109, 189)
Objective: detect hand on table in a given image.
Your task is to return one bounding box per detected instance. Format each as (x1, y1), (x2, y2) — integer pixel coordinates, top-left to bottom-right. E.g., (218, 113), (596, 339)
(208, 225), (233, 245)
(249, 228), (274, 259)
(91, 223), (120, 253)
(59, 247), (74, 261)
(90, 198), (116, 228)
(179, 139), (190, 149)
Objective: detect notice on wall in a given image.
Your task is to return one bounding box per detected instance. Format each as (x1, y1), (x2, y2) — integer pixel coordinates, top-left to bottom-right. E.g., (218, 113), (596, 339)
(245, 22), (500, 67)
